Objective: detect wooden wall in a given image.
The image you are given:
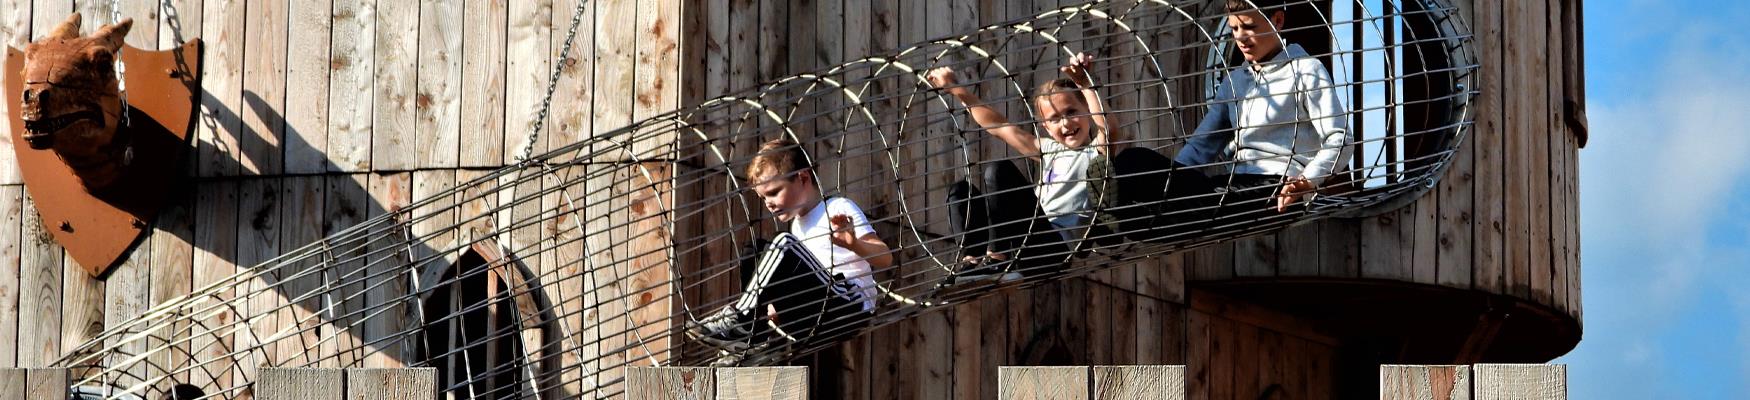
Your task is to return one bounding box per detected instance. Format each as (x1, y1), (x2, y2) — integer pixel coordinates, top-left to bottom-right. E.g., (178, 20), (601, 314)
(0, 0), (684, 377)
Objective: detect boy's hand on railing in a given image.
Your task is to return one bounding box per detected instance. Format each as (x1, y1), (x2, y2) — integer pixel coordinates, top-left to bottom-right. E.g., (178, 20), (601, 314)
(1276, 176), (1316, 212)
(1062, 52), (1096, 88)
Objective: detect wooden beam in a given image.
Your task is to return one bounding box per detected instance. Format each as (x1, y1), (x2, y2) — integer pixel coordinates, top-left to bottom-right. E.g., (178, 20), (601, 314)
(1093, 365), (1186, 400)
(717, 366), (809, 400)
(1473, 364), (1565, 400)
(1000, 366), (1089, 400)
(257, 368), (344, 400)
(345, 368), (438, 400)
(628, 367), (715, 400)
(1381, 365), (1471, 400)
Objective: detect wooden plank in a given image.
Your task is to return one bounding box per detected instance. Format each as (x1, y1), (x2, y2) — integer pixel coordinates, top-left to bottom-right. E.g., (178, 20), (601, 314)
(285, 0), (333, 174)
(27, 0), (69, 43)
(1000, 366), (1089, 400)
(504, 0), (553, 163)
(329, 0), (377, 172)
(0, 187), (19, 368)
(148, 188), (195, 383)
(17, 194), (61, 367)
(237, 178), (284, 373)
(190, 181), (237, 387)
(460, 0), (509, 167)
(60, 257), (104, 364)
(257, 368), (345, 400)
(1362, 203), (1414, 281)
(1094, 365), (1186, 400)
(1500, 0), (1532, 299)
(548, 0), (594, 164)
(1234, 235), (1277, 277)
(241, 0), (288, 175)
(1545, 0), (1569, 315)
(196, 0), (245, 176)
(1523, 0), (1553, 306)
(717, 367), (809, 400)
(1381, 365), (1471, 400)
(102, 206), (151, 385)
(413, 0), (463, 169)
(635, 0), (681, 157)
(1471, 0), (1506, 295)
(1277, 224), (1320, 277)
(1413, 194), (1440, 284)
(345, 368), (438, 400)
(1317, 218), (1360, 278)
(1473, 364), (1565, 400)
(0, 368), (21, 398)
(364, 173), (413, 367)
(1186, 310), (1210, 400)
(627, 367), (715, 400)
(369, 0), (419, 171)
(0, 0), (28, 185)
(23, 368), (64, 400)
(160, 0), (202, 49)
(277, 176), (328, 367)
(325, 174), (371, 367)
(1436, 125), (1475, 289)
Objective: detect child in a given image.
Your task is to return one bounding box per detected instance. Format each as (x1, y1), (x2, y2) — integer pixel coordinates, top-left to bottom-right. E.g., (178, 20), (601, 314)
(927, 53), (1132, 281)
(689, 139), (892, 363)
(1115, 0), (1351, 237)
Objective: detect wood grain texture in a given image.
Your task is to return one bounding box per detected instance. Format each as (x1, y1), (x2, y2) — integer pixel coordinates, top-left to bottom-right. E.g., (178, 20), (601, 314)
(416, 0), (464, 168)
(257, 368), (344, 400)
(329, 0), (377, 171)
(1471, 0), (1506, 294)
(717, 366), (809, 400)
(461, 0), (509, 167)
(1381, 365), (1470, 400)
(371, 0), (420, 171)
(999, 366), (1089, 400)
(505, 0), (553, 163)
(0, 187), (19, 367)
(18, 194), (61, 367)
(0, 368), (21, 398)
(285, 0), (334, 174)
(23, 368), (63, 400)
(1093, 365), (1186, 400)
(242, 0), (288, 175)
(197, 0), (246, 176)
(627, 367), (715, 400)
(345, 368), (438, 400)
(1473, 364), (1565, 400)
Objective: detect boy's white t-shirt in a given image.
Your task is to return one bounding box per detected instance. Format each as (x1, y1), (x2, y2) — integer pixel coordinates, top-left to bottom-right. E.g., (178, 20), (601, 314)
(1036, 137), (1098, 230)
(790, 197), (879, 311)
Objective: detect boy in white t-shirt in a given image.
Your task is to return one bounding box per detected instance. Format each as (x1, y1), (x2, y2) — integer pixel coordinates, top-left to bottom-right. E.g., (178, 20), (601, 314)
(688, 139), (892, 363)
(927, 53), (1127, 281)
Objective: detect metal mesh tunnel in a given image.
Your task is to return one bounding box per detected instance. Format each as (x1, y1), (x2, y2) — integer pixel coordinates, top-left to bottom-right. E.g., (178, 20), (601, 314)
(52, 0), (1477, 399)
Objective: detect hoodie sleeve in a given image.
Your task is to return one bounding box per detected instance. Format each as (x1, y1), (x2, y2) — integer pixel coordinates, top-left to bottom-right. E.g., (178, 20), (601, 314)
(1294, 58), (1351, 185)
(1176, 74), (1235, 167)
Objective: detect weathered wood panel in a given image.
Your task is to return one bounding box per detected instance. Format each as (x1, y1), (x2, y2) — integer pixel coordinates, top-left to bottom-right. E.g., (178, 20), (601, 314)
(416, 0), (463, 169)
(23, 368), (64, 400)
(1381, 365), (1470, 400)
(1093, 365), (1186, 400)
(18, 194), (61, 367)
(628, 367), (716, 400)
(999, 366), (1089, 400)
(717, 366), (808, 400)
(285, 0), (333, 174)
(505, 0), (553, 163)
(0, 368), (20, 398)
(1471, 0), (1506, 295)
(242, 0), (287, 176)
(0, 186), (19, 368)
(461, 0), (509, 167)
(257, 368), (344, 400)
(1472, 364), (1565, 400)
(345, 368), (438, 400)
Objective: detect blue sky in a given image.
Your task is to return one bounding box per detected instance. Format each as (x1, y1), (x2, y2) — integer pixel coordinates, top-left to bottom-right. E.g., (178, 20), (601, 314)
(1556, 0), (1750, 398)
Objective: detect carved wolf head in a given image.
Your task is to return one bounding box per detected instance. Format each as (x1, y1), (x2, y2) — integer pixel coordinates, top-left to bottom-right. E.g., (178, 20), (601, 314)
(19, 13), (133, 190)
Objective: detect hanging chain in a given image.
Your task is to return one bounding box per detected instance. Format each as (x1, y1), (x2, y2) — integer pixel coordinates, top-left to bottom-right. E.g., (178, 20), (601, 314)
(110, 0), (130, 128)
(517, 1), (591, 163)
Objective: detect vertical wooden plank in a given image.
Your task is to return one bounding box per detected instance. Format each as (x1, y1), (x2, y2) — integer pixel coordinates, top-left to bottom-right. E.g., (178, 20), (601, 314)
(329, 0), (376, 172)
(285, 0), (333, 174)
(17, 195), (61, 368)
(416, 0), (463, 168)
(236, 178), (284, 391)
(159, 0), (203, 49)
(60, 257), (103, 364)
(149, 190), (196, 382)
(1234, 235), (1277, 277)
(325, 174), (370, 367)
(628, 367), (715, 400)
(23, 368), (64, 400)
(257, 368), (345, 400)
(549, 0), (593, 164)
(1413, 194), (1440, 284)
(191, 181), (238, 386)
(999, 366), (1089, 400)
(1471, 0), (1506, 295)
(1545, 0), (1568, 315)
(345, 368), (438, 400)
(1094, 365), (1186, 400)
(717, 367), (809, 400)
(1362, 204), (1414, 281)
(1436, 128), (1475, 289)
(242, 0), (288, 175)
(103, 220), (149, 386)
(505, 0), (553, 163)
(461, 0), (509, 167)
(0, 368), (21, 397)
(27, 0), (70, 43)
(364, 173), (413, 367)
(1277, 224), (1320, 277)
(1381, 365), (1471, 400)
(1186, 310), (1209, 400)
(370, 0), (419, 170)
(1523, 0), (1552, 306)
(0, 0), (28, 185)
(1473, 364), (1565, 400)
(1317, 219), (1360, 278)
(0, 187), (19, 368)
(197, 0), (246, 176)
(1500, 0), (1531, 299)
(277, 176), (328, 367)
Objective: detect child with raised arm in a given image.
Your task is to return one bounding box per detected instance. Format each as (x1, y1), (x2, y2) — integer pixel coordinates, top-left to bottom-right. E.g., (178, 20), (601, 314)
(926, 53), (1135, 281)
(689, 139), (891, 364)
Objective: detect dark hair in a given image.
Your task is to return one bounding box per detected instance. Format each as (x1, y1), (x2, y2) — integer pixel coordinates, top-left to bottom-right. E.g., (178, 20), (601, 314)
(1225, 0), (1288, 15)
(1033, 77), (1087, 105)
(746, 138), (812, 182)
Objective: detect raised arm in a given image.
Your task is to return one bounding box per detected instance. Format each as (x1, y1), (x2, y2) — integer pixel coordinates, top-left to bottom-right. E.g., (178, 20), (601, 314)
(1062, 52), (1125, 155)
(926, 67), (1042, 159)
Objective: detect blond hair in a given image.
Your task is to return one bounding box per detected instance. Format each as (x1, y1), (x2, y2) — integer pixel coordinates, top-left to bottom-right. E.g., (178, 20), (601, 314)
(745, 138), (812, 182)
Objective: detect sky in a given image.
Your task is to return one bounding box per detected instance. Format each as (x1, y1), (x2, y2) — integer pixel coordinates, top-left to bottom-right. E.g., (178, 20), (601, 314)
(1554, 0), (1750, 398)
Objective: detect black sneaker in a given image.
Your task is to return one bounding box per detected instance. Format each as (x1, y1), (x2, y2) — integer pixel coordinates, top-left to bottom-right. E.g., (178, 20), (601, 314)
(933, 255), (1023, 295)
(688, 306), (758, 349)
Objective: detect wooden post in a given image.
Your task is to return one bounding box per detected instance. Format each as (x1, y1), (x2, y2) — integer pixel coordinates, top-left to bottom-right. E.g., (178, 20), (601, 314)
(999, 366), (1090, 400)
(1093, 365), (1186, 400)
(257, 368), (344, 400)
(628, 367), (716, 400)
(717, 366), (808, 400)
(1473, 364), (1565, 400)
(1381, 365), (1471, 400)
(344, 368), (438, 400)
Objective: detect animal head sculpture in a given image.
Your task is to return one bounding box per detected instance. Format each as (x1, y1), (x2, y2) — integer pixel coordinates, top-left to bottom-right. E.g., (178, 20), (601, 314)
(19, 13), (133, 190)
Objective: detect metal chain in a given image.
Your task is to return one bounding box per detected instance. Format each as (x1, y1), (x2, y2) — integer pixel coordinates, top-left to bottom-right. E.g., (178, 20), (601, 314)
(517, 0), (592, 163)
(110, 0), (130, 127)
